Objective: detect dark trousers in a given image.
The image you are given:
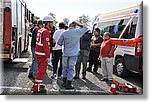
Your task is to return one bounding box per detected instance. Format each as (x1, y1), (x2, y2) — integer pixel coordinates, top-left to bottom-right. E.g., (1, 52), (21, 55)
(52, 49), (62, 77)
(88, 50), (99, 72)
(75, 50), (90, 77)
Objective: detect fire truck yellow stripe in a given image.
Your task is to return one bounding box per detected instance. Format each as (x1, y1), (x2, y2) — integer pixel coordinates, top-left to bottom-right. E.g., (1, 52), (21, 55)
(1, 54), (9, 58)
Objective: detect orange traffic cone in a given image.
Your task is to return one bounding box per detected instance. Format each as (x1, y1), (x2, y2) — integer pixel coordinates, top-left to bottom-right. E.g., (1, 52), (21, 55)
(108, 80), (119, 94)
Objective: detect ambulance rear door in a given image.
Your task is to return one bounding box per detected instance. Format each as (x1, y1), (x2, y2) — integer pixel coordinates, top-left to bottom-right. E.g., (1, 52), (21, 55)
(114, 16), (139, 73)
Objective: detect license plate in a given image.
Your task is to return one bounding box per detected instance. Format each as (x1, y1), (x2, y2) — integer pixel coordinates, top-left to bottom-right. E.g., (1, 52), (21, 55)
(1, 54), (9, 58)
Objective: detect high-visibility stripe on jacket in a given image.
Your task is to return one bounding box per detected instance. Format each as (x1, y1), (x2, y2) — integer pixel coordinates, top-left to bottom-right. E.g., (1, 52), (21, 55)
(35, 26), (51, 58)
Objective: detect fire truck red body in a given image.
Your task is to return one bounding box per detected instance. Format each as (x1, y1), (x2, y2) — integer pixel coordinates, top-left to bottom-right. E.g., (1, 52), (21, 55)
(0, 0), (34, 61)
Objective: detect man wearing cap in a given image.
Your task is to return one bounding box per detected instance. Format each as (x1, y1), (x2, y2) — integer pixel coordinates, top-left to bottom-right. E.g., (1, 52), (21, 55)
(57, 21), (88, 89)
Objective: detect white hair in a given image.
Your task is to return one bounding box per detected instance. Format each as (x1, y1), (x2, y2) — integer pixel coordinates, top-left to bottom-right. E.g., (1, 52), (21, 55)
(103, 32), (110, 39)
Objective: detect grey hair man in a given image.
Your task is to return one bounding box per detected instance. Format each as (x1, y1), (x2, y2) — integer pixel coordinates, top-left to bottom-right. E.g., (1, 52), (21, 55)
(100, 32), (115, 81)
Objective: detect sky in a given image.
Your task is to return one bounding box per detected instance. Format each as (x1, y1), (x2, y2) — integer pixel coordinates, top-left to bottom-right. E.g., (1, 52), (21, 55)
(24, 0), (142, 23)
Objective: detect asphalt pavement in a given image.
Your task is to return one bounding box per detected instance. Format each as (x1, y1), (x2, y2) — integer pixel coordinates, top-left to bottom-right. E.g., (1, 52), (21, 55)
(0, 49), (143, 95)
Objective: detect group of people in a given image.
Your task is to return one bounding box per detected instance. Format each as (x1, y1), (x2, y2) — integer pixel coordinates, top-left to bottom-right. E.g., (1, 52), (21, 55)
(28, 15), (116, 93)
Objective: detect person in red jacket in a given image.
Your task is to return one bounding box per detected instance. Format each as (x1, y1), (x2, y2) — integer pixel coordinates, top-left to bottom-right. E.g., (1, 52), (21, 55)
(100, 32), (115, 81)
(32, 15), (54, 93)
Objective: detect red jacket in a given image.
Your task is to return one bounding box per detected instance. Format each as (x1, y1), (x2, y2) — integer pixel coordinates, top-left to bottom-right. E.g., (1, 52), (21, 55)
(100, 38), (115, 58)
(35, 26), (51, 58)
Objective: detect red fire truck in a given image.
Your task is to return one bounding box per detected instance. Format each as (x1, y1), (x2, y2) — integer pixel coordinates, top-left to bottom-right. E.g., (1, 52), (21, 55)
(0, 0), (34, 61)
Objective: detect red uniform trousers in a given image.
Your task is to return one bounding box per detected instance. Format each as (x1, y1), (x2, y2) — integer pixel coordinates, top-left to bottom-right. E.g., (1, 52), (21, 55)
(33, 57), (47, 93)
(35, 56), (48, 81)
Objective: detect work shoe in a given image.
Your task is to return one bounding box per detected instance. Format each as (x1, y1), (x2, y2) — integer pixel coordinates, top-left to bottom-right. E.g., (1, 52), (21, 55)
(34, 85), (46, 94)
(87, 68), (92, 72)
(36, 89), (47, 94)
(82, 76), (86, 80)
(58, 76), (62, 79)
(32, 84), (46, 94)
(66, 80), (74, 89)
(62, 77), (67, 87)
(100, 78), (108, 81)
(108, 79), (113, 82)
(93, 68), (98, 73)
(28, 74), (35, 81)
(73, 75), (79, 79)
(51, 73), (57, 79)
(93, 71), (98, 74)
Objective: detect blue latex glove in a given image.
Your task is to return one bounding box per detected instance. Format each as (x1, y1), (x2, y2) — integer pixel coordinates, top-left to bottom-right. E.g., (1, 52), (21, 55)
(47, 58), (51, 63)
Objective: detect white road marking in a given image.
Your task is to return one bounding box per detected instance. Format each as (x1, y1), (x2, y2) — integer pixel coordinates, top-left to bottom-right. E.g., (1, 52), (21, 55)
(0, 86), (108, 94)
(0, 86), (31, 90)
(12, 58), (29, 63)
(1, 86), (137, 95)
(59, 89), (107, 94)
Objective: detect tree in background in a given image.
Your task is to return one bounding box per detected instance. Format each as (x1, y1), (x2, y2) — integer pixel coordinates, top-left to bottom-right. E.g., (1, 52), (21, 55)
(48, 12), (58, 26)
(34, 16), (40, 20)
(92, 13), (101, 25)
(48, 13), (56, 21)
(63, 18), (69, 26)
(76, 14), (91, 28)
(32, 16), (40, 25)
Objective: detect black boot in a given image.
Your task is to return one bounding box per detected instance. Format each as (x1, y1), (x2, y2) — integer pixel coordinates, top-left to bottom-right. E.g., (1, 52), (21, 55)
(37, 85), (46, 94)
(82, 75), (86, 80)
(66, 80), (74, 89)
(32, 84), (46, 94)
(28, 73), (35, 81)
(87, 67), (92, 72)
(62, 77), (67, 87)
(73, 75), (79, 79)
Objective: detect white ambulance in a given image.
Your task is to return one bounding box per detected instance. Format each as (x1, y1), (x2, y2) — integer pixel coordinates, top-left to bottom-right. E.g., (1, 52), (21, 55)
(93, 2), (143, 77)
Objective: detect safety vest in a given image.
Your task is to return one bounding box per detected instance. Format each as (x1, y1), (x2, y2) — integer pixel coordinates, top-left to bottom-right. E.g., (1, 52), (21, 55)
(35, 27), (51, 58)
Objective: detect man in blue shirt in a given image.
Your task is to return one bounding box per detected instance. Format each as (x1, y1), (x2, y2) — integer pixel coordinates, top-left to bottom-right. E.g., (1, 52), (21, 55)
(57, 21), (88, 89)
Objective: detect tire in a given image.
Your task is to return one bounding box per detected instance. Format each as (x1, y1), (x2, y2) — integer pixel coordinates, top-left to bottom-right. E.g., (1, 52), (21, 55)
(115, 58), (129, 77)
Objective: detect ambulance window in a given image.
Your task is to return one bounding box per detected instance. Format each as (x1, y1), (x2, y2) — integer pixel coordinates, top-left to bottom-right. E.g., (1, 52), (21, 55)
(128, 17), (138, 38)
(121, 17), (138, 39)
(99, 21), (113, 36)
(121, 26), (129, 39)
(99, 24), (105, 36)
(111, 19), (130, 38)
(104, 26), (110, 32)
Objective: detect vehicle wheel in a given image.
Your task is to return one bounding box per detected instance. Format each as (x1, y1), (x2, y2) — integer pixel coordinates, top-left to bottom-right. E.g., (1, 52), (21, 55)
(115, 58), (129, 77)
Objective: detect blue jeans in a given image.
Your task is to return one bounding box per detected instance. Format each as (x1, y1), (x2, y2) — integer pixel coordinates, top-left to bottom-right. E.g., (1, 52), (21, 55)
(29, 47), (38, 77)
(62, 56), (78, 81)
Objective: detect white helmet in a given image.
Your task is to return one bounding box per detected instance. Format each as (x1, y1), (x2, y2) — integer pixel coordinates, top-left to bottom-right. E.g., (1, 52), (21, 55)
(43, 15), (54, 22)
